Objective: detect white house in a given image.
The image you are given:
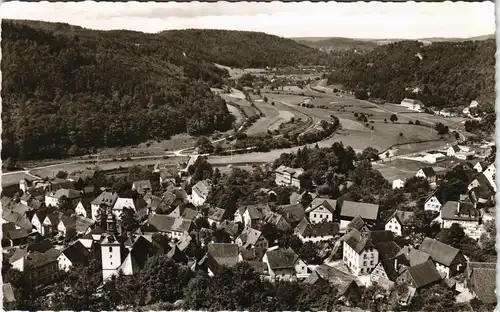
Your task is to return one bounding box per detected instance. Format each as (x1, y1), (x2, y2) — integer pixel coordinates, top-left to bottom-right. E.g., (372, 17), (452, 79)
(112, 198), (136, 219)
(384, 210), (414, 237)
(274, 165), (304, 188)
(434, 201), (482, 240)
(400, 98), (423, 112)
(235, 227), (269, 249)
(424, 193), (444, 212)
(295, 219), (339, 243)
(473, 161), (488, 173)
(44, 188), (82, 208)
(447, 145), (470, 158)
(74, 200), (89, 218)
(415, 167), (436, 184)
(339, 201), (379, 231)
(57, 241), (90, 271)
(342, 230), (380, 276)
(423, 152), (446, 164)
(90, 192), (118, 221)
(305, 198), (337, 224)
(482, 163), (496, 192)
(392, 179), (405, 190)
(190, 180), (211, 206)
(263, 247), (309, 282)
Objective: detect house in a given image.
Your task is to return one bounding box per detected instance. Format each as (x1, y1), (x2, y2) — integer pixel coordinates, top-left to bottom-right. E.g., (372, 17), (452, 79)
(400, 98), (423, 111)
(295, 220), (339, 243)
(384, 210), (415, 236)
(179, 155), (199, 175)
(339, 201), (379, 231)
(262, 247), (309, 282)
(147, 214), (193, 239)
(346, 215), (370, 233)
(4, 229), (31, 246)
(112, 197), (148, 220)
(217, 220), (240, 242)
(67, 170), (96, 183)
(342, 230), (394, 276)
(22, 249), (61, 287)
(473, 161), (489, 173)
(305, 198), (337, 224)
(418, 237), (467, 278)
(2, 209), (33, 232)
(434, 201), (482, 240)
(306, 265), (362, 304)
(482, 163), (496, 192)
(464, 262), (496, 304)
(277, 203), (307, 229)
(289, 191), (318, 205)
(190, 180), (211, 206)
(236, 226), (268, 249)
(415, 167), (436, 184)
(469, 184), (495, 208)
(423, 152), (446, 164)
(44, 188), (82, 208)
(132, 180), (152, 195)
(74, 199), (92, 218)
(424, 192), (445, 212)
(168, 205), (198, 221)
(392, 179), (405, 189)
(207, 207), (226, 227)
(58, 241), (90, 271)
(159, 169), (179, 185)
(57, 216), (78, 237)
(468, 172), (495, 193)
(199, 243), (240, 276)
(274, 165), (304, 188)
(90, 192), (118, 220)
(264, 212), (291, 232)
(396, 260), (442, 290)
(447, 145), (469, 157)
(370, 253), (409, 289)
(234, 204), (271, 227)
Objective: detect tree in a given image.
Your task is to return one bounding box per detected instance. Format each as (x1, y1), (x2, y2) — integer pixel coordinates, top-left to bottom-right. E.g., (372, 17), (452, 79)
(409, 282), (468, 312)
(275, 187), (293, 205)
(359, 147), (380, 161)
(354, 89), (368, 100)
(297, 242), (322, 264)
(264, 96), (269, 102)
(415, 120), (420, 125)
(195, 136), (214, 154)
(120, 207), (139, 232)
(56, 170), (68, 179)
(390, 114), (398, 123)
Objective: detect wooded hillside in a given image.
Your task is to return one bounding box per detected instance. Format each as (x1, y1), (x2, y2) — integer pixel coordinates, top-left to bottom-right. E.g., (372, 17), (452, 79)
(1, 20), (328, 160)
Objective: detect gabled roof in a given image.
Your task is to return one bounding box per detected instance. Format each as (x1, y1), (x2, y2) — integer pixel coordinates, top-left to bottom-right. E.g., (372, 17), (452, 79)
(397, 246), (431, 267)
(418, 167), (436, 177)
(133, 180), (152, 192)
(218, 220), (240, 237)
(237, 227), (264, 248)
(265, 248), (299, 270)
(275, 165), (304, 178)
(207, 243), (239, 267)
(374, 241), (401, 261)
(347, 215), (367, 231)
(392, 210), (415, 224)
(307, 264), (358, 294)
(192, 180), (211, 197)
(340, 201), (379, 221)
(11, 203), (31, 215)
(278, 203), (306, 224)
(239, 247), (265, 261)
(418, 238), (460, 266)
(51, 188), (82, 199)
(147, 215), (192, 233)
(407, 260), (442, 289)
(470, 266), (497, 304)
(2, 210), (33, 231)
(91, 191), (118, 207)
(6, 229), (30, 241)
(297, 222), (339, 238)
(159, 168), (178, 181)
(244, 204), (271, 220)
(25, 249), (61, 270)
(61, 241), (90, 265)
(306, 198), (337, 213)
(207, 207), (226, 222)
(440, 201), (480, 221)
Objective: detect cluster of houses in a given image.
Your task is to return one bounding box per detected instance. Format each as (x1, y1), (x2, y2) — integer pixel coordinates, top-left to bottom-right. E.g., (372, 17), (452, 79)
(1, 159), (496, 308)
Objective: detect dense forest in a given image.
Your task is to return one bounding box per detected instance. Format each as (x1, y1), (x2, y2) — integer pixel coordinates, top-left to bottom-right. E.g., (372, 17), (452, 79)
(293, 37), (380, 52)
(327, 40), (496, 111)
(1, 20), (330, 160)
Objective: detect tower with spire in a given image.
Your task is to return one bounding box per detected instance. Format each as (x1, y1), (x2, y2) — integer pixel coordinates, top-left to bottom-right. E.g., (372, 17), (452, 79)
(100, 207), (122, 282)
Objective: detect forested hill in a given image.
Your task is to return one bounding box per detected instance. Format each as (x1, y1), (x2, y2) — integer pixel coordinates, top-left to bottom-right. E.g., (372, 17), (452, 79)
(293, 37), (380, 52)
(1, 20), (327, 160)
(158, 29), (329, 68)
(327, 40), (496, 110)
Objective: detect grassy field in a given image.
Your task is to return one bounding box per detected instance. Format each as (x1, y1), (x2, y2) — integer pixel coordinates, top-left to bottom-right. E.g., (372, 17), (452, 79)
(373, 159), (449, 182)
(2, 172), (40, 187)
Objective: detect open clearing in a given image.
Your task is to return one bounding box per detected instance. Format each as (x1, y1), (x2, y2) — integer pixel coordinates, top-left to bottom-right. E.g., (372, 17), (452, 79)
(214, 64), (268, 79)
(226, 104), (243, 123)
(268, 111), (296, 132)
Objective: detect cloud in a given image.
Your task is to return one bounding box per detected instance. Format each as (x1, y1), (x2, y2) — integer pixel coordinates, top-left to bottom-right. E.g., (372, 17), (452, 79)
(1, 1), (494, 39)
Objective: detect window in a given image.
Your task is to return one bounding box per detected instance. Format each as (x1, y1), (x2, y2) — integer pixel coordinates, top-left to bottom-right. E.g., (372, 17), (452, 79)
(370, 260), (374, 265)
(313, 213), (316, 218)
(363, 261), (367, 266)
(109, 246), (112, 252)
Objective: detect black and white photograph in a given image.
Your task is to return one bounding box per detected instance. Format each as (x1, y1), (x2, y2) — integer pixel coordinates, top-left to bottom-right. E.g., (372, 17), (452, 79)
(0, 1), (497, 311)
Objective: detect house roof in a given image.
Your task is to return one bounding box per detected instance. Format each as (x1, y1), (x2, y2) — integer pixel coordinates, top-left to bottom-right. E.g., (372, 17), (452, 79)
(25, 249), (61, 270)
(12, 203), (31, 215)
(419, 167), (436, 177)
(275, 165), (304, 178)
(159, 169), (178, 181)
(375, 241), (401, 261)
(347, 215), (367, 231)
(147, 215), (192, 233)
(207, 207), (226, 222)
(247, 261), (268, 275)
(51, 188), (82, 199)
(418, 238), (460, 266)
(306, 198), (337, 214)
(470, 267), (497, 303)
(9, 248), (28, 264)
(3, 283), (15, 303)
(387, 210), (415, 225)
(239, 247), (265, 261)
(398, 246), (431, 267)
(75, 216), (95, 233)
(2, 210), (33, 231)
(308, 264), (357, 294)
(207, 243), (239, 267)
(91, 191), (118, 207)
(340, 201), (379, 221)
(237, 227), (263, 248)
(298, 222), (339, 238)
(244, 204), (271, 220)
(192, 180), (211, 197)
(265, 248), (299, 270)
(6, 229), (30, 241)
(278, 203), (306, 224)
(441, 201), (480, 221)
(218, 220), (240, 237)
(61, 241), (90, 265)
(407, 260), (442, 289)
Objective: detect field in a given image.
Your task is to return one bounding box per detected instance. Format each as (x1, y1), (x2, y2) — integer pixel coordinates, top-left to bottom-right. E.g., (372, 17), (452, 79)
(2, 171), (40, 187)
(373, 159), (448, 182)
(226, 104), (244, 123)
(214, 63), (268, 79)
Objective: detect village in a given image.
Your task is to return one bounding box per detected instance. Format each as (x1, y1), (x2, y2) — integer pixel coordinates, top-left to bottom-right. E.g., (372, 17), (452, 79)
(1, 133), (496, 310)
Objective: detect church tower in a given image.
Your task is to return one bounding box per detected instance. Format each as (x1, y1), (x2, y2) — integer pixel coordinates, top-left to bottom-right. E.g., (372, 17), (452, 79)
(101, 208), (122, 282)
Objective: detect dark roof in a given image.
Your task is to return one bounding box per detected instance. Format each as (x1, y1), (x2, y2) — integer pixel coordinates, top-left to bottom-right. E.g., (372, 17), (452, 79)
(344, 230), (393, 254)
(247, 261), (268, 275)
(375, 241), (401, 261)
(340, 201), (379, 220)
(207, 243), (239, 267)
(237, 227), (264, 248)
(398, 246), (431, 267)
(470, 267), (497, 303)
(387, 210), (415, 225)
(278, 203), (306, 224)
(378, 258), (401, 281)
(28, 239), (54, 253)
(347, 215), (366, 231)
(441, 201), (480, 221)
(369, 230), (394, 244)
(419, 167), (436, 177)
(419, 238), (460, 266)
(25, 249), (60, 270)
(265, 248), (299, 269)
(218, 220), (240, 237)
(307, 198), (337, 213)
(6, 229), (30, 241)
(61, 241), (90, 265)
(298, 222), (340, 238)
(91, 191), (118, 207)
(407, 260), (442, 289)
(207, 207), (226, 222)
(307, 265), (357, 295)
(239, 247), (265, 261)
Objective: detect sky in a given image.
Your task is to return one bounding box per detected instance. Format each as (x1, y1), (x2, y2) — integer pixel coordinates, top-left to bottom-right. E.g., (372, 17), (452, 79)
(0, 1), (495, 39)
